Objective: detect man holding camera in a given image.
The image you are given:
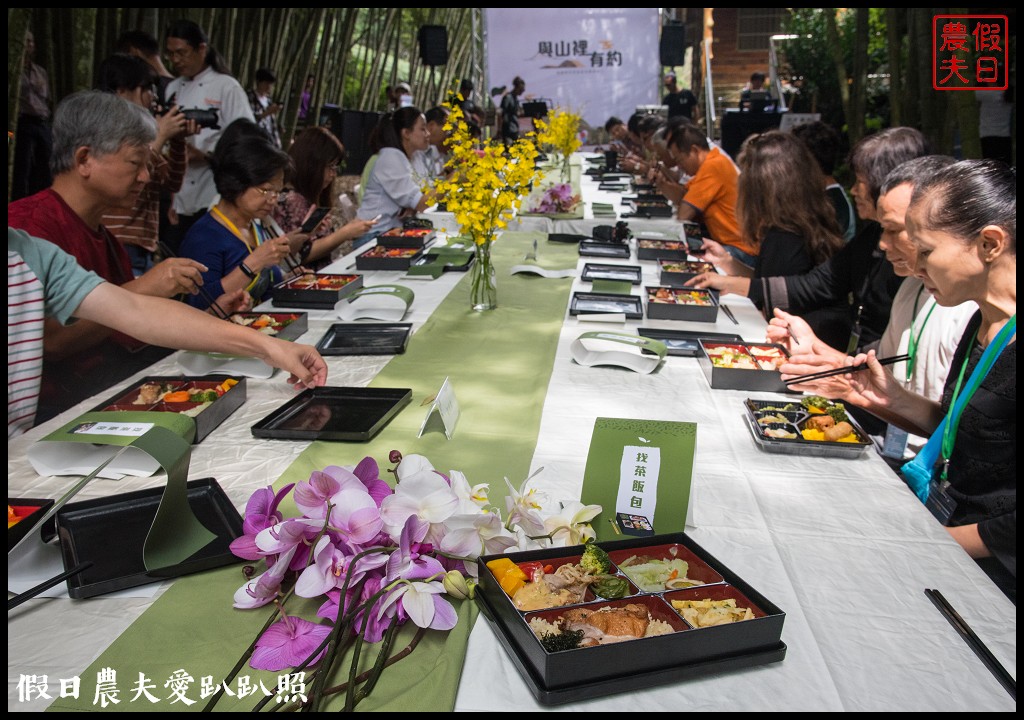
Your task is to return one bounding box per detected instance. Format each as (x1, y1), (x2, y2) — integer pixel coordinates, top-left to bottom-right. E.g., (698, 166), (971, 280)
(163, 19), (254, 252)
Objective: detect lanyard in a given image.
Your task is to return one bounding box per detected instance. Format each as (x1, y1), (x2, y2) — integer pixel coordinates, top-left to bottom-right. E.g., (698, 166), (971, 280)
(210, 206), (265, 294)
(904, 285), (937, 383)
(939, 314), (1016, 480)
(211, 205), (259, 253)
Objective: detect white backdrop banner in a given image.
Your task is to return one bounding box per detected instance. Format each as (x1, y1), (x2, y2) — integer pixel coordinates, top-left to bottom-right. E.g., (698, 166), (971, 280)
(485, 8), (661, 132)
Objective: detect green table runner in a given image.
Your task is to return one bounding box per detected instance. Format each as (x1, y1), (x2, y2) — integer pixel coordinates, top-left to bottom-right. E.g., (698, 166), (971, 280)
(48, 232), (577, 713)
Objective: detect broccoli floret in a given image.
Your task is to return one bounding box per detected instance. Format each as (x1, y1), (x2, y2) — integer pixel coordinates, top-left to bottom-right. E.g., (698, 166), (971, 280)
(580, 543), (612, 575)
(827, 402), (849, 424)
(801, 395), (830, 412)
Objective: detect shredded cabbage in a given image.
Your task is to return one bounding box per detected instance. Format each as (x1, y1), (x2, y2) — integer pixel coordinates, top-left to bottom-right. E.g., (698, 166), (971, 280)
(618, 556), (702, 592)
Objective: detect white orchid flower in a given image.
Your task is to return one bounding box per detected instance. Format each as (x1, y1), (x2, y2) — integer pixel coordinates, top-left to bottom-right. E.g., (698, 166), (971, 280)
(379, 466), (459, 540)
(543, 500), (602, 546)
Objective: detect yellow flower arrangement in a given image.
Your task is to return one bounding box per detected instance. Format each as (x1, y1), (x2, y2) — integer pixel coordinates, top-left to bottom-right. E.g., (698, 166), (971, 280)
(430, 90), (542, 310)
(534, 107), (583, 161)
(432, 97), (540, 247)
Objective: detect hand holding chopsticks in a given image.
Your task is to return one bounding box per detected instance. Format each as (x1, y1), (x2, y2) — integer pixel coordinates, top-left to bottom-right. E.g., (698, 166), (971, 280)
(925, 588), (1015, 700)
(783, 354), (910, 385)
(158, 241), (233, 320)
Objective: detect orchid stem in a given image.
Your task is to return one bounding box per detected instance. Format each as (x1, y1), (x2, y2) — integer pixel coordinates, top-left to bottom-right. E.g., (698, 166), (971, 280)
(319, 626), (427, 699)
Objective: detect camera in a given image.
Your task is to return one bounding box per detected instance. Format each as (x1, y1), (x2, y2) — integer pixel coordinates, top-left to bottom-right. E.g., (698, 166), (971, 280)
(180, 108), (220, 130)
(154, 96), (220, 130)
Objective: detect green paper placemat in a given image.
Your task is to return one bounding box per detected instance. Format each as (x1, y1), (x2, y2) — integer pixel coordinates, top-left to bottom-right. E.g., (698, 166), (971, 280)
(47, 232), (577, 713)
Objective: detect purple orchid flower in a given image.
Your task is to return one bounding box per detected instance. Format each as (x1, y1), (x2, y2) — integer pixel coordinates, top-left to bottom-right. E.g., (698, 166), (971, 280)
(255, 518), (322, 572)
(250, 616), (332, 671)
(327, 486), (384, 545)
(229, 483), (295, 560)
(377, 578), (457, 634)
(294, 535), (389, 598)
(233, 545), (297, 609)
(352, 456), (393, 507)
(385, 516), (446, 583)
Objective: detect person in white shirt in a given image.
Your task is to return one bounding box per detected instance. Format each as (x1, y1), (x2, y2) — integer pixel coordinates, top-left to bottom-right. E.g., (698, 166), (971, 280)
(163, 19), (254, 252)
(354, 107), (433, 247)
(411, 105), (450, 184)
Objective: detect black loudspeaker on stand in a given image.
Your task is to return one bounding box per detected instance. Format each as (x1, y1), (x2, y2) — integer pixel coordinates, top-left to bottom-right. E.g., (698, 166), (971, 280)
(332, 110), (383, 176)
(418, 25), (449, 66)
(659, 23), (687, 67)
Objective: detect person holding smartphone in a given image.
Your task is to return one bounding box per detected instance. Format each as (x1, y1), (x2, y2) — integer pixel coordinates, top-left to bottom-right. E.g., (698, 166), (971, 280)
(273, 126), (376, 267)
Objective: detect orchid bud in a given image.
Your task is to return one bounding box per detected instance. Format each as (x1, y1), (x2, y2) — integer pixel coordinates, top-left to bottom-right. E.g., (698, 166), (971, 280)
(443, 569), (474, 600)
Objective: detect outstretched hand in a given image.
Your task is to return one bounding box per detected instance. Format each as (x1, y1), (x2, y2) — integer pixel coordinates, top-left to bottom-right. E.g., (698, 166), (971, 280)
(263, 340), (328, 389)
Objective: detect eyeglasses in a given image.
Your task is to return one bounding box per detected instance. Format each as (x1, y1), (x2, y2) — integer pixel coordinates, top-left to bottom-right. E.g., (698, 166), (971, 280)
(253, 187), (281, 200)
(166, 47), (195, 60)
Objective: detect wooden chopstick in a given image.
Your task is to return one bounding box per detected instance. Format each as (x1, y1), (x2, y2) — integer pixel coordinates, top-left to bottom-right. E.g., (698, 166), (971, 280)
(158, 241), (232, 320)
(925, 589), (1015, 700)
(783, 354), (910, 385)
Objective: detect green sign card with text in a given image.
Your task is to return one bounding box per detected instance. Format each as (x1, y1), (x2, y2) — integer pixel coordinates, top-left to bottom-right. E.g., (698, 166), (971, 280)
(580, 417), (697, 542)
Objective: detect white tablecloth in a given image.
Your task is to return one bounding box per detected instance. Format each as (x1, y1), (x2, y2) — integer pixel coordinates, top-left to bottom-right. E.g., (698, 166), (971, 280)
(7, 236), (1015, 712)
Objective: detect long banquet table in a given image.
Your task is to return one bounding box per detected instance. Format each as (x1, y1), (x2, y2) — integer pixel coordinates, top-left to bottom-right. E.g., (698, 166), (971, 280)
(7, 226), (1015, 712)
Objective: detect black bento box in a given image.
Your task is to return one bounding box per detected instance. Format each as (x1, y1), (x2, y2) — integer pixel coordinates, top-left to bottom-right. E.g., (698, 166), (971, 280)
(476, 533), (786, 704)
(697, 341), (791, 392)
(91, 375), (247, 443)
(272, 273), (364, 309)
(645, 286), (719, 322)
(637, 238), (689, 261)
(375, 226), (436, 248)
(354, 245), (424, 271)
(658, 259), (717, 286)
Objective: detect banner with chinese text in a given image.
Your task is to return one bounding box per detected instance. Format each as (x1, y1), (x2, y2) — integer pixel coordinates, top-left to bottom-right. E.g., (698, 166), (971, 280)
(485, 7), (661, 130)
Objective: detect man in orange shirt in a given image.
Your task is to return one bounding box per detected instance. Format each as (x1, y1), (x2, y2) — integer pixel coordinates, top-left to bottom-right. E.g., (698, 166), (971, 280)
(665, 124), (758, 266)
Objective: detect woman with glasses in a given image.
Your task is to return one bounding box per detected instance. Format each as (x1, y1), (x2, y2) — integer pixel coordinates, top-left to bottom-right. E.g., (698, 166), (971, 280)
(180, 120), (298, 309)
(273, 126), (376, 267)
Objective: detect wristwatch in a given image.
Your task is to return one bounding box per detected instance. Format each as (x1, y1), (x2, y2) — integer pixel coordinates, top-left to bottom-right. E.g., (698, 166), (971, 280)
(240, 262), (257, 279)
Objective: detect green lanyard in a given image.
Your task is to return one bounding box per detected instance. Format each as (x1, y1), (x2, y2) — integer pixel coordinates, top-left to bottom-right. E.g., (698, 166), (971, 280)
(939, 314), (1016, 480)
(904, 285), (937, 383)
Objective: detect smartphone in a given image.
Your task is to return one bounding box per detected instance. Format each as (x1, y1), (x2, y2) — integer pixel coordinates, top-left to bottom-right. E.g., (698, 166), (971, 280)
(299, 207), (330, 234)
(683, 222), (705, 255)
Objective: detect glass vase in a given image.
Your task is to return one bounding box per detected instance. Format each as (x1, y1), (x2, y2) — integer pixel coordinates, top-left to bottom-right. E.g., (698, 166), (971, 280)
(560, 154), (572, 184)
(470, 238), (497, 312)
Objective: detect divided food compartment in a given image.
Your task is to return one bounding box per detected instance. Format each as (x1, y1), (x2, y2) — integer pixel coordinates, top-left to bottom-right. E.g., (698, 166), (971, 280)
(637, 238), (689, 261)
(644, 286), (719, 322)
(659, 259), (717, 286)
(228, 312), (307, 341)
(488, 552), (639, 611)
(743, 398), (873, 458)
(91, 376), (246, 443)
(698, 342), (792, 392)
(477, 533), (785, 701)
